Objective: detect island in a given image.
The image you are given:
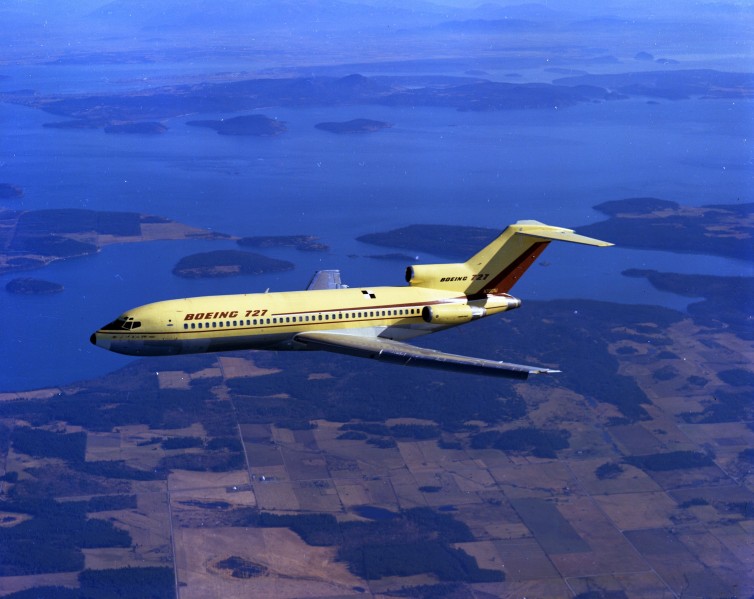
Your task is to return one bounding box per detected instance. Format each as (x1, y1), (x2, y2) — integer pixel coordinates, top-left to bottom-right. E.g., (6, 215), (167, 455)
(553, 69), (753, 99)
(0, 72), (618, 126)
(1, 70), (750, 129)
(357, 223), (497, 259)
(6, 277), (64, 295)
(366, 252), (419, 261)
(574, 197), (753, 261)
(172, 249), (294, 278)
(0, 184), (23, 199)
(186, 115), (286, 136)
(103, 121), (168, 134)
(315, 118), (392, 134)
(358, 199), (754, 263)
(0, 208), (229, 275)
(237, 235), (328, 252)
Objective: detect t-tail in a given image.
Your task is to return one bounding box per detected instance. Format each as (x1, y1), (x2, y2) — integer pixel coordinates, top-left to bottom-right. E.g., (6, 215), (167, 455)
(405, 220), (613, 295)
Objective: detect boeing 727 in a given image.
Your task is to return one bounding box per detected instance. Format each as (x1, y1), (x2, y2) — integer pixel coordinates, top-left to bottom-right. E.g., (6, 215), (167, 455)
(91, 220), (612, 379)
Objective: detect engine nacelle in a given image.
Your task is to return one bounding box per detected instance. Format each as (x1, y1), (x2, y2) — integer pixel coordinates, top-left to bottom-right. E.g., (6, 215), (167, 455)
(422, 303), (486, 324)
(406, 264), (473, 289)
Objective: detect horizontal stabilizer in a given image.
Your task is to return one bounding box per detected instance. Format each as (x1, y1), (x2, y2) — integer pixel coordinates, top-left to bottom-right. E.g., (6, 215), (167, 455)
(513, 220), (613, 247)
(294, 331), (560, 380)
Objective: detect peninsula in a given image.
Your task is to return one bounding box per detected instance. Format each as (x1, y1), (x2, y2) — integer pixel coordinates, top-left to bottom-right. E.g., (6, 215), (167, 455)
(574, 197), (753, 261)
(0, 208), (228, 275)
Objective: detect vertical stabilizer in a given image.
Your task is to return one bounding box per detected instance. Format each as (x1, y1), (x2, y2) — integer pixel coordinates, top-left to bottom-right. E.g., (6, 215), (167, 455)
(405, 220), (612, 295)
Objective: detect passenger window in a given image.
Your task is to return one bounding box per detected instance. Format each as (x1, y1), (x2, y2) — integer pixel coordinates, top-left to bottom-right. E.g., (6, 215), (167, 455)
(191, 323), (196, 329)
(184, 324), (188, 330)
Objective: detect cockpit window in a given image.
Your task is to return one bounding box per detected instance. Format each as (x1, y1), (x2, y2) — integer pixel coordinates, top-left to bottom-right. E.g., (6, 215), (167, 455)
(100, 317), (141, 331)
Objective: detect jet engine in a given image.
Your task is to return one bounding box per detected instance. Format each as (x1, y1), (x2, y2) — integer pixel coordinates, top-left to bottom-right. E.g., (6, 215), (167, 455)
(422, 303), (486, 324)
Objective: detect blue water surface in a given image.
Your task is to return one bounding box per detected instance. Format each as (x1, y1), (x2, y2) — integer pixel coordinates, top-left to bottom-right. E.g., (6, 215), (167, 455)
(1, 66), (752, 390)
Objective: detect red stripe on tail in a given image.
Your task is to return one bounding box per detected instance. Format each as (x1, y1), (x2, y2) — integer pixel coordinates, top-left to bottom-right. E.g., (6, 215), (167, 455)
(484, 241), (549, 294)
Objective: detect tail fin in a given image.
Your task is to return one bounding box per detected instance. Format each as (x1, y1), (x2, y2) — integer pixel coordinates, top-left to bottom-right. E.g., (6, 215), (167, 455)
(405, 220), (612, 295)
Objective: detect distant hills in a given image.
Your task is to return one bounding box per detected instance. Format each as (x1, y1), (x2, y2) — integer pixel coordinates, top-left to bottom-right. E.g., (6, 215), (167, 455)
(3, 69), (751, 130)
(555, 69), (754, 100)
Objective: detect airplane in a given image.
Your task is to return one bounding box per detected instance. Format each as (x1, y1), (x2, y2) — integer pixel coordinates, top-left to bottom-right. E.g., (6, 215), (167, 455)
(91, 220), (612, 379)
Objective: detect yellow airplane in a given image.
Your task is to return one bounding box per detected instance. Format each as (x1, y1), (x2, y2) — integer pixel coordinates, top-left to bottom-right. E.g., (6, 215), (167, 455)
(91, 220), (611, 379)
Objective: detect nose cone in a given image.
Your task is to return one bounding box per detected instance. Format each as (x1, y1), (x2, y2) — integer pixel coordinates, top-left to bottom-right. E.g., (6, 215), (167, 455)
(90, 331), (110, 351)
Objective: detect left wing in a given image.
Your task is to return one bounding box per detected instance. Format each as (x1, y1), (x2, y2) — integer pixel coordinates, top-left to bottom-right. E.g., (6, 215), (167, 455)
(293, 331), (560, 380)
(306, 270), (346, 290)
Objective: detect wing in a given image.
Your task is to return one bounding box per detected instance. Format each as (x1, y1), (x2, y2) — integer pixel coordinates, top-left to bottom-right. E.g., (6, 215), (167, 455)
(293, 331), (560, 380)
(306, 270), (345, 290)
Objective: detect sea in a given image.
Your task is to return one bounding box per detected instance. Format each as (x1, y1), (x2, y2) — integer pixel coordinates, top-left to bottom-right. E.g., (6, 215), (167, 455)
(1, 62), (752, 391)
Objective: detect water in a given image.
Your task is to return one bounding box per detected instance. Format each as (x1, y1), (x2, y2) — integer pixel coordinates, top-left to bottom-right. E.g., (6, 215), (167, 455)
(1, 68), (752, 391)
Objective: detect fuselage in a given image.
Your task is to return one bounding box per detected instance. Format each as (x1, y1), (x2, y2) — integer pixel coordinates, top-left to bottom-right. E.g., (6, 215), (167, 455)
(90, 286), (521, 356)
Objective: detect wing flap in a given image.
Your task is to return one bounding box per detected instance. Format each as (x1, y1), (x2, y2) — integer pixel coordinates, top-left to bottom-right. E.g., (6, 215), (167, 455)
(294, 331), (560, 380)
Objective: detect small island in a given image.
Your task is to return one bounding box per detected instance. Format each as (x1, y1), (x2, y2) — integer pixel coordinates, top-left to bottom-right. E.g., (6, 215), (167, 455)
(104, 122), (168, 135)
(358, 224), (497, 259)
(172, 250), (294, 278)
(237, 235), (328, 252)
(315, 118), (392, 134)
(366, 253), (419, 262)
(6, 277), (63, 295)
(187, 115), (286, 136)
(0, 184), (23, 199)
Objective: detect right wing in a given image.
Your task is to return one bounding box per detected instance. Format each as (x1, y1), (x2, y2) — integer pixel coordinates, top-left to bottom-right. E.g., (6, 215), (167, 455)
(294, 331), (560, 380)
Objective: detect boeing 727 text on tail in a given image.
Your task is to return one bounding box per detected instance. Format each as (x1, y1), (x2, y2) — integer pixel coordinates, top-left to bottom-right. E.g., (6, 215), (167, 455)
(91, 221), (612, 379)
